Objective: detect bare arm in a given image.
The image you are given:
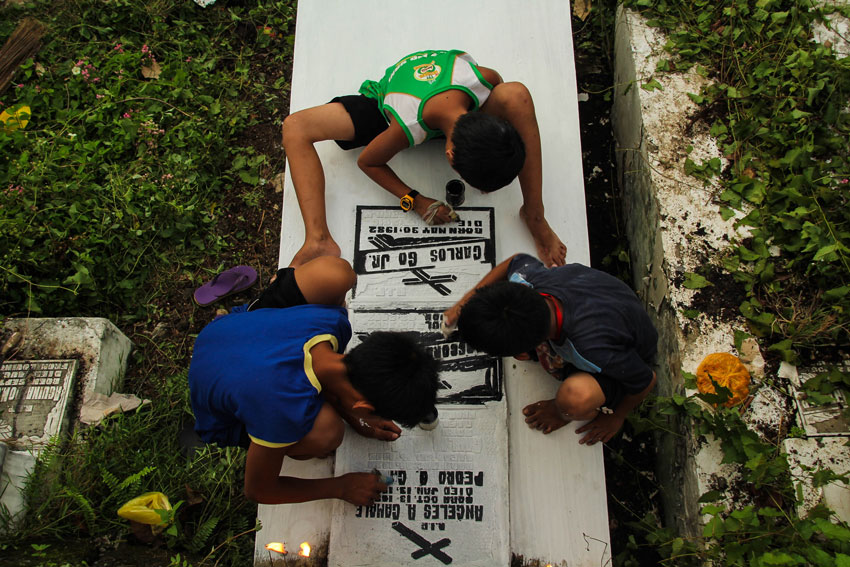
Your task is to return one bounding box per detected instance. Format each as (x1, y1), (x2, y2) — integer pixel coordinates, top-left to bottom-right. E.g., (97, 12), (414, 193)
(575, 371), (658, 445)
(244, 442), (386, 505)
(311, 342), (402, 441)
(357, 119), (454, 224)
(475, 65), (503, 88)
(481, 82), (567, 267)
(443, 254), (519, 327)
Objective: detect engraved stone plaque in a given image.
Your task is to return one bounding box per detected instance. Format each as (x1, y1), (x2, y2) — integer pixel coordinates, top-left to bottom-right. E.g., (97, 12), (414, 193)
(0, 359), (78, 444)
(328, 205), (509, 565)
(352, 206), (495, 307)
(789, 361), (850, 437)
(328, 407), (509, 567)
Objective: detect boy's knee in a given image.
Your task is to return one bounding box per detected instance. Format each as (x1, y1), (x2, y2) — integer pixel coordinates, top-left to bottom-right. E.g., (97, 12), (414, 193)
(315, 256), (356, 292)
(281, 112), (309, 146)
(556, 377), (600, 417)
(316, 418), (345, 453)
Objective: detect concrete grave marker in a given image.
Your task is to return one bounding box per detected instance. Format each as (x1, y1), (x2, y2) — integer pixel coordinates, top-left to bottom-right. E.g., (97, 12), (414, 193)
(329, 409), (509, 567)
(351, 206), (495, 305)
(787, 361), (850, 437)
(257, 1), (609, 565)
(331, 207), (507, 566)
(0, 359), (78, 445)
(1, 318), (132, 530)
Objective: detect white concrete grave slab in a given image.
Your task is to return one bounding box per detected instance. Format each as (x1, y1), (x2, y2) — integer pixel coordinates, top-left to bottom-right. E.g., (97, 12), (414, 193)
(258, 1), (609, 566)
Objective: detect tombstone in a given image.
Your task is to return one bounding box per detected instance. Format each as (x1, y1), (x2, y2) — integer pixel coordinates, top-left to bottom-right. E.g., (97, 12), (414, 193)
(786, 360), (850, 437)
(257, 1), (610, 565)
(0, 318), (133, 529)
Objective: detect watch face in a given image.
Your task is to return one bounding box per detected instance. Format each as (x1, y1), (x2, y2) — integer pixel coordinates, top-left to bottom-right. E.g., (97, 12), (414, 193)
(401, 195), (414, 211)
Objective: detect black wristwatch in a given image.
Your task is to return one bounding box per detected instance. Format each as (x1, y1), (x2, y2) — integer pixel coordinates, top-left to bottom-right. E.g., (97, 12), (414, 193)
(400, 190), (420, 212)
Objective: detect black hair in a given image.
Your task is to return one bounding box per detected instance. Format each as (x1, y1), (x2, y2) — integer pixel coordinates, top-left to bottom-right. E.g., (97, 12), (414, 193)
(457, 281), (550, 356)
(344, 332), (439, 428)
(450, 112), (525, 192)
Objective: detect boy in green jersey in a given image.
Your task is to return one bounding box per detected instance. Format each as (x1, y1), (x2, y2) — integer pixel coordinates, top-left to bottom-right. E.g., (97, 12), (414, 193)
(282, 49), (567, 269)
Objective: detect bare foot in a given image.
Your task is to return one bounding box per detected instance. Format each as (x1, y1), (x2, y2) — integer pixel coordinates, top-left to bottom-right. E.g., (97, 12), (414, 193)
(522, 399), (571, 434)
(520, 207), (567, 267)
(290, 237), (341, 267)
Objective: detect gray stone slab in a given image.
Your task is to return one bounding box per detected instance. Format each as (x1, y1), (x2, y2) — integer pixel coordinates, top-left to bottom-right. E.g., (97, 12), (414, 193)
(0, 318), (132, 530)
(786, 361), (850, 437)
(784, 437), (850, 523)
(2, 318), (133, 397)
(0, 359), (77, 446)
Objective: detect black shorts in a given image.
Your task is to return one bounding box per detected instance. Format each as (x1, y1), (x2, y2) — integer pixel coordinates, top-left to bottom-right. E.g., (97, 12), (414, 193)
(246, 267), (307, 311)
(330, 95), (388, 150)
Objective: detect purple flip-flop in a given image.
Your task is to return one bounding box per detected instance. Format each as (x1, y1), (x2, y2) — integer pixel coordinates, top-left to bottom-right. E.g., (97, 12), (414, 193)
(194, 266), (258, 306)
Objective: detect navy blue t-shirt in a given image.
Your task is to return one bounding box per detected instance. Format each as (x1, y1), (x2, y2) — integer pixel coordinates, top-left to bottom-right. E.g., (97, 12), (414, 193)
(508, 254), (657, 394)
(189, 304), (351, 448)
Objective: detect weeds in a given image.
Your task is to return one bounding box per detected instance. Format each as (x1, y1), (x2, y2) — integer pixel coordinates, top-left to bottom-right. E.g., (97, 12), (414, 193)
(0, 0), (294, 320)
(625, 0), (850, 355)
(1, 373), (257, 566)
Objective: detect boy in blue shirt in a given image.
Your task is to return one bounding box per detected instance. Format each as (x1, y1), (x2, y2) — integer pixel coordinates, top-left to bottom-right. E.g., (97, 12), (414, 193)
(443, 254), (657, 446)
(189, 256), (438, 505)
(282, 49), (566, 269)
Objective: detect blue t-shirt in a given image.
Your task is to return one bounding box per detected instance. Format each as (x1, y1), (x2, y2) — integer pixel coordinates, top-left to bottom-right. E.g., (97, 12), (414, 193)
(508, 254), (657, 394)
(188, 304), (352, 448)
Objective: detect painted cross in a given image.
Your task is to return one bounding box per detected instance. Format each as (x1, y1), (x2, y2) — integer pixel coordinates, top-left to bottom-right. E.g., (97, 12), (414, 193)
(392, 521), (453, 564)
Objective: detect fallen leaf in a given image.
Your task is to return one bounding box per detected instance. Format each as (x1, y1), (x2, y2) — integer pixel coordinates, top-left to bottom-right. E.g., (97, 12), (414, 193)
(141, 60), (161, 79)
(184, 484), (205, 506)
(573, 0), (591, 21)
(270, 172), (286, 193)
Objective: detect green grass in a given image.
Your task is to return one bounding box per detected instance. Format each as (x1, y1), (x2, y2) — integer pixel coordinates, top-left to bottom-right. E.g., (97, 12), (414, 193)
(0, 0), (294, 320)
(0, 0), (295, 564)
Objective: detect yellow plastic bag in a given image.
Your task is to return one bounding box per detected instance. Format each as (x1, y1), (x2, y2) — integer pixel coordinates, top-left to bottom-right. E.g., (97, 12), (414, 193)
(0, 105), (31, 132)
(117, 492), (172, 525)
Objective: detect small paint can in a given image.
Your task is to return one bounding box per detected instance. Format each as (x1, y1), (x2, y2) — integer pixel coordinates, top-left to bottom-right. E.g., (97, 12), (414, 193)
(418, 408), (439, 431)
(445, 179), (465, 207)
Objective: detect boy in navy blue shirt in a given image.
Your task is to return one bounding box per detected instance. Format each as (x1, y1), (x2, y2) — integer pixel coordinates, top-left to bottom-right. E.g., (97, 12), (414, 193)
(444, 254), (657, 445)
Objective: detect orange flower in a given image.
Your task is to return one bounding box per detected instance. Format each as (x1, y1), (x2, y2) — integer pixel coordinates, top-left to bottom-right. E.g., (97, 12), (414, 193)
(696, 353), (751, 407)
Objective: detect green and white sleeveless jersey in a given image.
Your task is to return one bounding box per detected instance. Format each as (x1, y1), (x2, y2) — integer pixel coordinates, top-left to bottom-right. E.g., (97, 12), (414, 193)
(359, 49), (494, 147)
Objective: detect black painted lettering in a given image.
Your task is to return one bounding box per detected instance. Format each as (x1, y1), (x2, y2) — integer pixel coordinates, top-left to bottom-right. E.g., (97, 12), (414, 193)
(474, 471), (484, 486)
